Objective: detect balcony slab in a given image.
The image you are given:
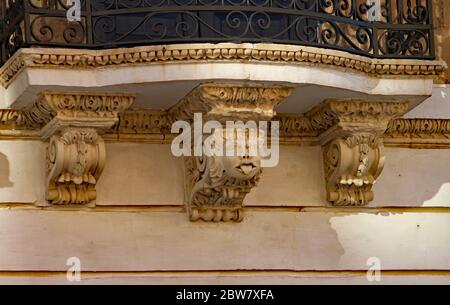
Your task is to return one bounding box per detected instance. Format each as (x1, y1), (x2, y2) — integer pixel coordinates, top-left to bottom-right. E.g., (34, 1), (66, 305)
(0, 43), (445, 113)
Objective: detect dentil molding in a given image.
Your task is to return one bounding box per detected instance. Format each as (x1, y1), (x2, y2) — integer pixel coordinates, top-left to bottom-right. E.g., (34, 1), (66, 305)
(0, 43), (446, 88)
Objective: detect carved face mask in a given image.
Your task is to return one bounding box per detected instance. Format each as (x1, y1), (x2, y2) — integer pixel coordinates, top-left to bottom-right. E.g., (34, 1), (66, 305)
(220, 155), (261, 181)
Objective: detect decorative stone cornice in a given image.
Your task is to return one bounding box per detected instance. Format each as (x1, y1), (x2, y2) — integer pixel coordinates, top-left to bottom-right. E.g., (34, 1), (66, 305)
(386, 118), (450, 139)
(171, 83), (293, 222)
(0, 108), (38, 130)
(276, 100), (411, 144)
(276, 115), (450, 146)
(4, 107), (450, 146)
(310, 100), (409, 206)
(0, 54), (25, 88)
(0, 43), (446, 88)
(116, 109), (174, 135)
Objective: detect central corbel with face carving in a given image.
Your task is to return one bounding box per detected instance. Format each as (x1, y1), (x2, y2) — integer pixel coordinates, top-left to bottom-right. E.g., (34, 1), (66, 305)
(170, 83), (293, 222)
(185, 129), (263, 222)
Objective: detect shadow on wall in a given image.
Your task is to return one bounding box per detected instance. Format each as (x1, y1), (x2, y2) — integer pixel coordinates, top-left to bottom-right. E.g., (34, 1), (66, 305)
(0, 152), (13, 188)
(372, 148), (450, 207)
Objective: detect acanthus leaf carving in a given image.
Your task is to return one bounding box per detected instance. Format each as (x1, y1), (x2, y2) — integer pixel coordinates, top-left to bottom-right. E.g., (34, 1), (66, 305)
(4, 108), (450, 146)
(170, 83), (293, 123)
(172, 83), (293, 222)
(185, 151), (262, 222)
(47, 127), (105, 205)
(323, 133), (384, 206)
(30, 92), (136, 205)
(311, 99), (409, 206)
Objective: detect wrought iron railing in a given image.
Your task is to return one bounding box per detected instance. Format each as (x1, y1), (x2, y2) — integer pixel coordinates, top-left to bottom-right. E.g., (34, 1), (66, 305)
(0, 0), (435, 66)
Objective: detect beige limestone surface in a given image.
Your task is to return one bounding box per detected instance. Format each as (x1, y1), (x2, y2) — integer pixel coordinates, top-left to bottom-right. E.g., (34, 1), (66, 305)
(1, 141), (450, 207)
(0, 209), (448, 271)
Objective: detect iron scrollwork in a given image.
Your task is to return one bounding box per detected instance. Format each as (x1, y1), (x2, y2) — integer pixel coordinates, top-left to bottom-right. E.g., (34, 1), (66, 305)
(0, 0), (436, 66)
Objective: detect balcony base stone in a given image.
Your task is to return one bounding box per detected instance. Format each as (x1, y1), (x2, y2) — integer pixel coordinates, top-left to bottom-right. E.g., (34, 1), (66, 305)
(0, 43), (444, 113)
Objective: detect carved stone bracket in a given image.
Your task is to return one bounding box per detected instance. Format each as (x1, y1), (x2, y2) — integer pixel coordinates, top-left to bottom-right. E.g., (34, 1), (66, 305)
(24, 92), (135, 205)
(184, 151), (261, 222)
(170, 83), (293, 222)
(322, 134), (385, 206)
(306, 99), (409, 206)
(47, 127), (105, 204)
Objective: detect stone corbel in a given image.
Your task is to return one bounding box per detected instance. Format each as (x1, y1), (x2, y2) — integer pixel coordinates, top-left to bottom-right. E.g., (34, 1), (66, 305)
(46, 127), (105, 204)
(24, 92), (135, 205)
(170, 83), (293, 222)
(307, 99), (409, 206)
